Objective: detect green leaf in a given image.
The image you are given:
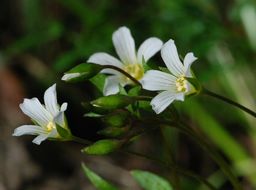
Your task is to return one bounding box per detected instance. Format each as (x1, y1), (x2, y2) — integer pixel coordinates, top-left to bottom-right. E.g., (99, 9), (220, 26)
(82, 139), (122, 155)
(131, 170), (173, 190)
(81, 163), (118, 190)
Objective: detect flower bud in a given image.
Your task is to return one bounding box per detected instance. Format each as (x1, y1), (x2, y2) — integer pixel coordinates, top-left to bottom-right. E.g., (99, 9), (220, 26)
(102, 110), (130, 127)
(81, 139), (122, 155)
(91, 95), (135, 110)
(81, 102), (109, 114)
(62, 63), (103, 82)
(98, 126), (129, 137)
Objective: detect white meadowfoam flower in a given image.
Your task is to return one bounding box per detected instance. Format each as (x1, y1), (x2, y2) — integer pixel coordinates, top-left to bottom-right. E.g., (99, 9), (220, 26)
(13, 84), (68, 145)
(87, 26), (163, 96)
(141, 39), (197, 114)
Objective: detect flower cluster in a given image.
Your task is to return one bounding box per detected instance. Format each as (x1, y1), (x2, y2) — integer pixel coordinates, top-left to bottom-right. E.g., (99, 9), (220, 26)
(14, 26), (198, 144)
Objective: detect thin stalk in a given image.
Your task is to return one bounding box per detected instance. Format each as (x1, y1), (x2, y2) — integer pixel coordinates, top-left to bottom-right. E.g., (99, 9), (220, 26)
(122, 149), (217, 190)
(103, 65), (142, 87)
(202, 88), (256, 118)
(72, 135), (91, 145)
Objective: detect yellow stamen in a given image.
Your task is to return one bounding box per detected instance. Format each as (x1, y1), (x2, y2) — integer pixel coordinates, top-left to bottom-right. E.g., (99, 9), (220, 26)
(123, 63), (144, 82)
(46, 121), (56, 132)
(176, 75), (187, 92)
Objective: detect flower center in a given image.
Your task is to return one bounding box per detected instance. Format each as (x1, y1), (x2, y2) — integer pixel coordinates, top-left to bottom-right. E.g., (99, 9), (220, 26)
(46, 121), (56, 132)
(123, 63), (144, 82)
(176, 75), (187, 92)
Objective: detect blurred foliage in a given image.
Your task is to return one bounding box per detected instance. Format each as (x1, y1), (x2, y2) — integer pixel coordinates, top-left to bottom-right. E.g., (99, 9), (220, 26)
(1, 0), (256, 189)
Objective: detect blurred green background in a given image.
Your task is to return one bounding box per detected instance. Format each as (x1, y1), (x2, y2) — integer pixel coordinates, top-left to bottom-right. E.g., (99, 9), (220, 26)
(1, 0), (256, 189)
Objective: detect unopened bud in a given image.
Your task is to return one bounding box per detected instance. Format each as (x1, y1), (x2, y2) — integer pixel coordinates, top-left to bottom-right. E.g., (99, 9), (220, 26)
(62, 63), (103, 82)
(81, 139), (122, 155)
(91, 95), (135, 110)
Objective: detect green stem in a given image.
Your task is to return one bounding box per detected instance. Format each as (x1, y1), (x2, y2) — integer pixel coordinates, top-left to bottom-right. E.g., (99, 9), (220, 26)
(202, 88), (256, 118)
(122, 149), (217, 190)
(103, 65), (142, 87)
(72, 135), (91, 145)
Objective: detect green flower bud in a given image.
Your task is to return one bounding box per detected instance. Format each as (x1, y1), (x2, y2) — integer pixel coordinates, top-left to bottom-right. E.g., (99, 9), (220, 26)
(91, 95), (135, 110)
(102, 110), (130, 127)
(81, 139), (122, 155)
(98, 126), (129, 137)
(81, 101), (109, 114)
(62, 63), (103, 82)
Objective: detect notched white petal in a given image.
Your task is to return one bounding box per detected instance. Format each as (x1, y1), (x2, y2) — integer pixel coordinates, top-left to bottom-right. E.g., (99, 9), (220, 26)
(44, 84), (59, 117)
(20, 98), (51, 126)
(54, 111), (66, 127)
(103, 76), (120, 96)
(161, 39), (184, 76)
(184, 52), (197, 77)
(61, 73), (81, 81)
(112, 26), (137, 65)
(13, 125), (45, 136)
(32, 134), (49, 145)
(87, 52), (123, 68)
(137, 37), (163, 64)
(150, 91), (175, 114)
(142, 70), (176, 91)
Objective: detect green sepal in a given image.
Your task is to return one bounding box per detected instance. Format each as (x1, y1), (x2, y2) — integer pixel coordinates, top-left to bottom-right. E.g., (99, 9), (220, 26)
(91, 95), (136, 110)
(97, 126), (129, 137)
(159, 67), (170, 74)
(186, 77), (202, 95)
(81, 163), (118, 190)
(63, 63), (103, 82)
(131, 170), (173, 190)
(81, 139), (122, 155)
(128, 86), (141, 96)
(56, 124), (72, 139)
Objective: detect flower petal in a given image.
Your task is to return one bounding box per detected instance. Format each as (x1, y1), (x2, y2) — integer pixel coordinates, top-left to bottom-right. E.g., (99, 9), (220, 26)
(87, 52), (123, 68)
(13, 125), (45, 136)
(150, 91), (176, 114)
(61, 73), (81, 81)
(141, 70), (176, 91)
(137, 37), (163, 64)
(32, 134), (49, 145)
(54, 111), (66, 127)
(20, 98), (52, 126)
(44, 84), (59, 117)
(112, 26), (137, 65)
(103, 76), (120, 96)
(161, 39), (184, 76)
(184, 52), (197, 77)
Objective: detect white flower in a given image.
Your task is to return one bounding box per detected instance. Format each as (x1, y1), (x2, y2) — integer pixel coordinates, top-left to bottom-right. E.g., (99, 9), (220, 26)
(13, 84), (68, 145)
(87, 26), (163, 96)
(141, 39), (197, 114)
